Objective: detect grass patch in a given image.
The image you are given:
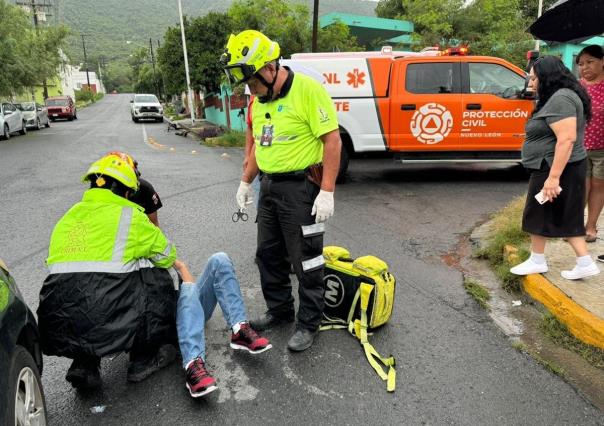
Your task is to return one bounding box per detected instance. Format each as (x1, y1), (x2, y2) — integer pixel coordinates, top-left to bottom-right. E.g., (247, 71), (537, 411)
(475, 196), (530, 293)
(463, 278), (491, 310)
(540, 313), (604, 369)
(203, 130), (245, 147)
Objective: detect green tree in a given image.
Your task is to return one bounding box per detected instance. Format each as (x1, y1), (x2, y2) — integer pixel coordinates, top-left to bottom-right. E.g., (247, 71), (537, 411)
(157, 26), (186, 96)
(455, 0), (534, 67)
(33, 25), (70, 90)
(228, 0), (361, 56)
(0, 0), (68, 97)
(375, 0), (407, 19)
(0, 1), (39, 96)
(102, 61), (132, 92)
(157, 12), (233, 96)
(318, 21), (363, 52)
(187, 12), (234, 93)
(228, 0), (311, 57)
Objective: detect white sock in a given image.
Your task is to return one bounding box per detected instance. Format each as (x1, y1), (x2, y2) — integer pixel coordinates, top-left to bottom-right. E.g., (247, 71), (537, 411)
(577, 255), (593, 267)
(530, 252), (546, 264)
(232, 321), (246, 334)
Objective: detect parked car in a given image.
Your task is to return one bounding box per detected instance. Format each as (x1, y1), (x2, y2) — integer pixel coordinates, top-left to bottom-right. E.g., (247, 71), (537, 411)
(17, 102), (50, 130)
(0, 258), (47, 425)
(131, 94), (163, 122)
(0, 102), (27, 140)
(45, 96), (77, 121)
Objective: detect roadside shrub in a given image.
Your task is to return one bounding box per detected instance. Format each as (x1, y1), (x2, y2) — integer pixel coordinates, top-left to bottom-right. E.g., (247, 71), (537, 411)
(75, 89), (94, 102)
(204, 129), (245, 147)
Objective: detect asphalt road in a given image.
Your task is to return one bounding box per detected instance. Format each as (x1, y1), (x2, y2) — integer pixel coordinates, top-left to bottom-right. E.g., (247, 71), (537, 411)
(1, 94), (602, 425)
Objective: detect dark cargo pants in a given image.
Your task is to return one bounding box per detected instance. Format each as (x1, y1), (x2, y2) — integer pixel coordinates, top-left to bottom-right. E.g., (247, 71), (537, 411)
(256, 174), (325, 331)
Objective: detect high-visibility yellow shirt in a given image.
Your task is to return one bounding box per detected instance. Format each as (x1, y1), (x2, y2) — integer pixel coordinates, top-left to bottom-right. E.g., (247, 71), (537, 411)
(252, 73), (339, 173)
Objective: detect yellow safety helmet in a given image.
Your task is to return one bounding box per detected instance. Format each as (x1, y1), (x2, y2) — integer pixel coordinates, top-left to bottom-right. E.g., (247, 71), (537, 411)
(220, 30), (280, 84)
(82, 154), (139, 191)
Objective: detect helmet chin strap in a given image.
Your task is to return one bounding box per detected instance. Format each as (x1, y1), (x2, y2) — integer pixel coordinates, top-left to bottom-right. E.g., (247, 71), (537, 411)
(256, 62), (280, 103)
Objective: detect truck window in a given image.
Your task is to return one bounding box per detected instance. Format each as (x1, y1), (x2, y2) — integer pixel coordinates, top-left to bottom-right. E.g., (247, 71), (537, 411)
(406, 63), (455, 94)
(468, 63), (526, 97)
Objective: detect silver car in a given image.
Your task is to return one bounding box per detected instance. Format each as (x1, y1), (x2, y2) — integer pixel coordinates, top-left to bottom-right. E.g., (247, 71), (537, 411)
(17, 102), (50, 130)
(0, 102), (26, 140)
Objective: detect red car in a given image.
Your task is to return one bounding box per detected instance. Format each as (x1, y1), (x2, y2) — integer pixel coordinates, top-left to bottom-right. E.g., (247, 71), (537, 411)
(45, 96), (77, 121)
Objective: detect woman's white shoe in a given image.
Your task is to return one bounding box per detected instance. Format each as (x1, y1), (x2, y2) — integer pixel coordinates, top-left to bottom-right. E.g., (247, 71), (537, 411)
(561, 263), (600, 280)
(510, 259), (548, 275)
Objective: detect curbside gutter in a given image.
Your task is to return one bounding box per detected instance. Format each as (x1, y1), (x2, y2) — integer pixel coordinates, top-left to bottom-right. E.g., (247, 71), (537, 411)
(522, 272), (604, 350)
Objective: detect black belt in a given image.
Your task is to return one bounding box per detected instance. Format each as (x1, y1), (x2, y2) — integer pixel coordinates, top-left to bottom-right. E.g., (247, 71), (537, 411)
(264, 169), (307, 182)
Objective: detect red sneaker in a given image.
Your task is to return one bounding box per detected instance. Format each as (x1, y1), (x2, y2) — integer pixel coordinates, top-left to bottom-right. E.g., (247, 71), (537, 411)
(230, 322), (273, 354)
(185, 358), (217, 398)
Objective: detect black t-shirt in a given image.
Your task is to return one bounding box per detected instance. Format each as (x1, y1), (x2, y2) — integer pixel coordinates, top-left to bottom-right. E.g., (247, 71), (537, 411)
(130, 178), (162, 214)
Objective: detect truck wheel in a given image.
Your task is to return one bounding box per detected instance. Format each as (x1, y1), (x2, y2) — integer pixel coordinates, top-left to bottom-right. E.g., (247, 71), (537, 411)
(337, 146), (349, 183)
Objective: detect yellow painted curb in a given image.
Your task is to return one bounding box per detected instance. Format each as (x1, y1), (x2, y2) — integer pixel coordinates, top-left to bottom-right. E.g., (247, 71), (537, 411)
(523, 273), (604, 350)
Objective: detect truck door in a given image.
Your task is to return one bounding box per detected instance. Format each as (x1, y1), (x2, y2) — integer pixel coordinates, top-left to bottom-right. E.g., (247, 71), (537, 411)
(461, 61), (533, 151)
(389, 60), (462, 152)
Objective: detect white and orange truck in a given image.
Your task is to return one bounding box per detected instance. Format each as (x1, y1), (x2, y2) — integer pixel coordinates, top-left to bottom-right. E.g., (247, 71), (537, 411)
(289, 47), (534, 176)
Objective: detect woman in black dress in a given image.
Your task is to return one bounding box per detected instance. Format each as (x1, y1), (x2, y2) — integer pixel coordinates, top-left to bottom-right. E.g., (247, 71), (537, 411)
(511, 56), (600, 280)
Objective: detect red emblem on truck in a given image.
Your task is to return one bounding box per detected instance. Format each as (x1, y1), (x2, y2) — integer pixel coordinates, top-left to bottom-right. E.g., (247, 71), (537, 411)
(346, 69), (366, 88)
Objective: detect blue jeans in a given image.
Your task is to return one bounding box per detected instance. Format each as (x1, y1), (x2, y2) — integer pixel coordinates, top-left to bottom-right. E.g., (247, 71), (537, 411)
(177, 252), (247, 367)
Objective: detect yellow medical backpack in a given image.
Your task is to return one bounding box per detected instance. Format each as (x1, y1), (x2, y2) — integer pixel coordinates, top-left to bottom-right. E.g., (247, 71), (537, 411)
(321, 246), (396, 392)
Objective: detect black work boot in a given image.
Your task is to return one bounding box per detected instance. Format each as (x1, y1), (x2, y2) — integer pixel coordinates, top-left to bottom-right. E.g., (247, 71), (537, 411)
(66, 357), (102, 389)
(287, 328), (318, 352)
(250, 312), (294, 331)
(127, 344), (177, 383)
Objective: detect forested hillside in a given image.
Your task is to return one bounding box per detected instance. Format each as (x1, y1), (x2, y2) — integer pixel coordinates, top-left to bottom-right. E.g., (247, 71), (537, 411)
(55, 0), (377, 63)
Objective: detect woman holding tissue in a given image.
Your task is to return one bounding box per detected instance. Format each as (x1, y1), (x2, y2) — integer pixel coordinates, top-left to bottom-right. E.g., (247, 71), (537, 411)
(511, 56), (600, 280)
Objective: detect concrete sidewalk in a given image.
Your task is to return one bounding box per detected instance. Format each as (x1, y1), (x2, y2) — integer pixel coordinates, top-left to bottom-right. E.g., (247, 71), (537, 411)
(523, 224), (604, 350)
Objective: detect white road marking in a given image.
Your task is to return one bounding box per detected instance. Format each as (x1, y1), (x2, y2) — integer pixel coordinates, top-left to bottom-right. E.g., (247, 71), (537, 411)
(211, 347), (259, 403)
(281, 354), (342, 398)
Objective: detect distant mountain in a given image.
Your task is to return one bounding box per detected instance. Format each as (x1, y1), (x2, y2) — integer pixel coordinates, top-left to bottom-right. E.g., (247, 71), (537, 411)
(51, 0), (377, 63)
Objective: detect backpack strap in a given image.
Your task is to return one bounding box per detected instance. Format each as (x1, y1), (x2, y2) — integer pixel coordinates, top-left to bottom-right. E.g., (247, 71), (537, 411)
(348, 282), (396, 392)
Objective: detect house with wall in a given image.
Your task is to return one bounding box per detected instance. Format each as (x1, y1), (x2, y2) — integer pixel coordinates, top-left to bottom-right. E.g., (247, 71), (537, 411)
(543, 36), (604, 75)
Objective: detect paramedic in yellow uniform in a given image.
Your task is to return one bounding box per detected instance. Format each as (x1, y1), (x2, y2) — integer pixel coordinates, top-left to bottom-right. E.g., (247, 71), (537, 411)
(221, 30), (341, 351)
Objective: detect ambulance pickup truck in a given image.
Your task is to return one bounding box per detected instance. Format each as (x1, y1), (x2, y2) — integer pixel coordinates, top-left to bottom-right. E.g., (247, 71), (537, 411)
(290, 48), (534, 176)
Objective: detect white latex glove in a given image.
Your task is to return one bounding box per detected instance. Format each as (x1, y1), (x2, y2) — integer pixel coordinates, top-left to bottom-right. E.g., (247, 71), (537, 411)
(236, 181), (253, 209)
(311, 190), (334, 223)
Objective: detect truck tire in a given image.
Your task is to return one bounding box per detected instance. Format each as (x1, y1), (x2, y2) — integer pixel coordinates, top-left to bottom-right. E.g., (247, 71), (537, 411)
(337, 145), (349, 183)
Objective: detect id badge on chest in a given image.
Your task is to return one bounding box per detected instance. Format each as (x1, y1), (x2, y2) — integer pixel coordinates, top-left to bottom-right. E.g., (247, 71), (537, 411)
(260, 124), (274, 147)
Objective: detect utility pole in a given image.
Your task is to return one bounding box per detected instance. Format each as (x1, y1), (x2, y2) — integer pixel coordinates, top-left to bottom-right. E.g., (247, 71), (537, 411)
(177, 0), (195, 123)
(158, 39), (168, 101)
(16, 0), (54, 99)
(311, 0), (319, 52)
(81, 34), (91, 90)
(535, 0), (544, 51)
(149, 38), (159, 98)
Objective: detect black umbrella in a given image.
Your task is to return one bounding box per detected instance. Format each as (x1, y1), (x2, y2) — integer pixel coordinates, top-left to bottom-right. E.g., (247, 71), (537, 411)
(528, 0), (604, 43)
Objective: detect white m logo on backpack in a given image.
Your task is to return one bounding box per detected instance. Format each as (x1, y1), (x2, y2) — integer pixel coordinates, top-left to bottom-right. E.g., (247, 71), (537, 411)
(324, 275), (344, 308)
